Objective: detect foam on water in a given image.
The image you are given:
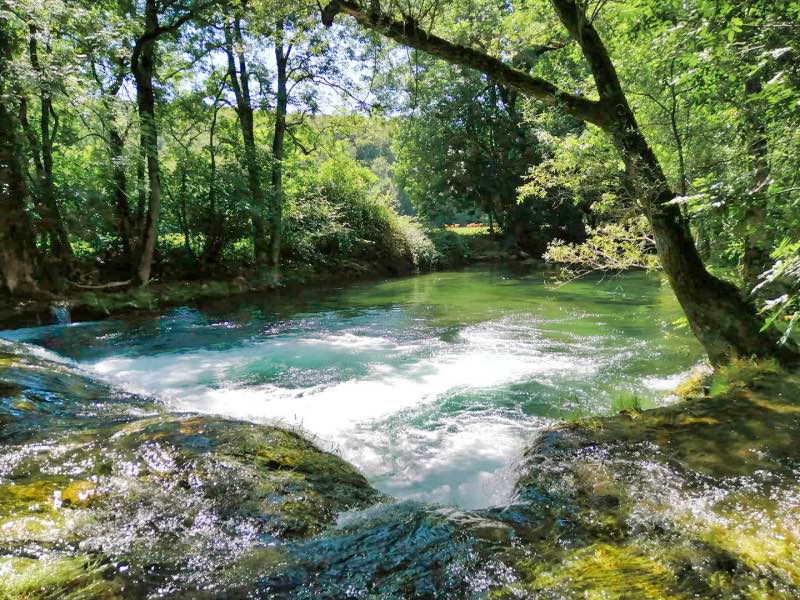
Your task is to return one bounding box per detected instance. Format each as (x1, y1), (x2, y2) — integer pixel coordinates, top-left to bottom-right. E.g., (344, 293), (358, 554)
(85, 317), (591, 508)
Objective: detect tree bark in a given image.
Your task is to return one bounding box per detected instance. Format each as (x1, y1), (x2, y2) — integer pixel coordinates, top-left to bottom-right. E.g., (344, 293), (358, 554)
(135, 139), (147, 237)
(549, 0), (795, 365)
(131, 0), (163, 286)
(224, 16), (270, 270)
(201, 97), (224, 269)
(108, 124), (135, 259)
(0, 116), (38, 295)
(740, 75), (772, 294)
(323, 0), (798, 365)
(94, 59), (135, 261)
(268, 20), (289, 280)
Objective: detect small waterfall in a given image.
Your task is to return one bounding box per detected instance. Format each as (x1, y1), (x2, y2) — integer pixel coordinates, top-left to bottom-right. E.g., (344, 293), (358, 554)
(51, 303), (72, 325)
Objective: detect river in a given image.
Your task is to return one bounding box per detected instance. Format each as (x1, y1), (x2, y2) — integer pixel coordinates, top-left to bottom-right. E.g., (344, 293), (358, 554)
(0, 265), (703, 509)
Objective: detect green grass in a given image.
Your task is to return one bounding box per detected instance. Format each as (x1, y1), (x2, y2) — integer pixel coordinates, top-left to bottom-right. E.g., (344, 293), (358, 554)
(709, 357), (783, 397)
(447, 226), (490, 236)
(610, 392), (643, 414)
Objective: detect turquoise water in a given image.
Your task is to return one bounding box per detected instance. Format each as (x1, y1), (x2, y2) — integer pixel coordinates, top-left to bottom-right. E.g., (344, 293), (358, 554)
(1, 265), (703, 508)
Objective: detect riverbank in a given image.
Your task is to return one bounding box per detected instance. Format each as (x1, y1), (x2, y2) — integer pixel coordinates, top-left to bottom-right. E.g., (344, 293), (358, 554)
(0, 230), (518, 330)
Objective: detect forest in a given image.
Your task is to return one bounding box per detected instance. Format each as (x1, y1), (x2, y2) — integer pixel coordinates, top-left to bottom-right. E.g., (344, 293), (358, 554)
(1, 0), (798, 363)
(1, 0), (800, 598)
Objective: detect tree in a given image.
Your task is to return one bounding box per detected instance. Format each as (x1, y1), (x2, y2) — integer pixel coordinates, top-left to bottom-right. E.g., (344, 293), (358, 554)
(130, 0), (212, 286)
(0, 13), (38, 294)
(20, 20), (75, 267)
(267, 18), (288, 278)
(321, 0), (798, 365)
(223, 8), (271, 271)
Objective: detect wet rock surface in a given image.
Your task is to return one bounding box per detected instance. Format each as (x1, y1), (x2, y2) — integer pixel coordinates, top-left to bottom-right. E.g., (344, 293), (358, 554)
(507, 366), (800, 599)
(2, 340), (799, 599)
(0, 341), (382, 597)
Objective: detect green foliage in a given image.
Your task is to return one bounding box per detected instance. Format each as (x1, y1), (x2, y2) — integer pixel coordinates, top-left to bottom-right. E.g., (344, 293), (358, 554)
(4, 0), (799, 370)
(756, 240), (800, 345)
(426, 229), (472, 267)
(543, 218), (660, 282)
(284, 155), (391, 260)
(519, 127), (626, 219)
(390, 58), (585, 254)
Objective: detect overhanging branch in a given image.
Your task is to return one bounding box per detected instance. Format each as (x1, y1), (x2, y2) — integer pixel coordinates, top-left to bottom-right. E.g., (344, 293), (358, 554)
(321, 0), (607, 127)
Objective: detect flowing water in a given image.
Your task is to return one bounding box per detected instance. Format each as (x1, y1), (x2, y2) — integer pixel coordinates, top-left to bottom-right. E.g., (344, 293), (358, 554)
(0, 265), (703, 509)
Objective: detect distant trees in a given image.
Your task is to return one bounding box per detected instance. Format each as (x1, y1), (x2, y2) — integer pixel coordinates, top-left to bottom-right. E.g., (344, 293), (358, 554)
(392, 60), (585, 253)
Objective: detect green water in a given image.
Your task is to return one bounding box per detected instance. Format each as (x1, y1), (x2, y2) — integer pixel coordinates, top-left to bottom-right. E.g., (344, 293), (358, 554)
(2, 265), (703, 509)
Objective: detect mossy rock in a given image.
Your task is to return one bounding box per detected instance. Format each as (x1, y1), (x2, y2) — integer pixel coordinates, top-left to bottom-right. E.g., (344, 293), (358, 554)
(0, 555), (123, 600)
(0, 340), (159, 444)
(0, 340), (384, 596)
(511, 368), (800, 599)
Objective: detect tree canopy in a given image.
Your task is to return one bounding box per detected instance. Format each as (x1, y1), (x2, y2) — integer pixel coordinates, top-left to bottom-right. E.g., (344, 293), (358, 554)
(1, 0), (799, 364)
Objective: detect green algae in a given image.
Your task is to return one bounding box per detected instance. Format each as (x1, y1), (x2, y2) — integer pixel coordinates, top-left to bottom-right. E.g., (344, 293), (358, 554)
(0, 556), (121, 600)
(503, 543), (683, 600)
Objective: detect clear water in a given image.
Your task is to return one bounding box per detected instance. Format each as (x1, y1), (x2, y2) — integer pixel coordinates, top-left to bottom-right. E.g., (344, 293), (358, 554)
(0, 265), (703, 508)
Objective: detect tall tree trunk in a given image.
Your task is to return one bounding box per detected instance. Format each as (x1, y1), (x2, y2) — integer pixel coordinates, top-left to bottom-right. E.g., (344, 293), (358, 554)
(268, 21), (289, 280)
(0, 111), (38, 295)
(224, 17), (270, 271)
(740, 75), (772, 294)
(547, 0), (793, 365)
(135, 140), (147, 238)
(323, 0), (798, 365)
(201, 100), (223, 269)
(108, 125), (134, 259)
(26, 24), (74, 265)
(0, 22), (38, 295)
(131, 0), (163, 286)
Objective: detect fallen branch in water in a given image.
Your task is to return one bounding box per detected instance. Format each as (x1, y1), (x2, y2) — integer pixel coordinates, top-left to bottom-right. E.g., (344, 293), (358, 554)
(69, 280), (132, 290)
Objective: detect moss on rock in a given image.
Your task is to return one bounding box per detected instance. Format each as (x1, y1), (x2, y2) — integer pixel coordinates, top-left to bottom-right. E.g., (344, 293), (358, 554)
(505, 367), (800, 599)
(0, 555), (122, 600)
(0, 341), (383, 596)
